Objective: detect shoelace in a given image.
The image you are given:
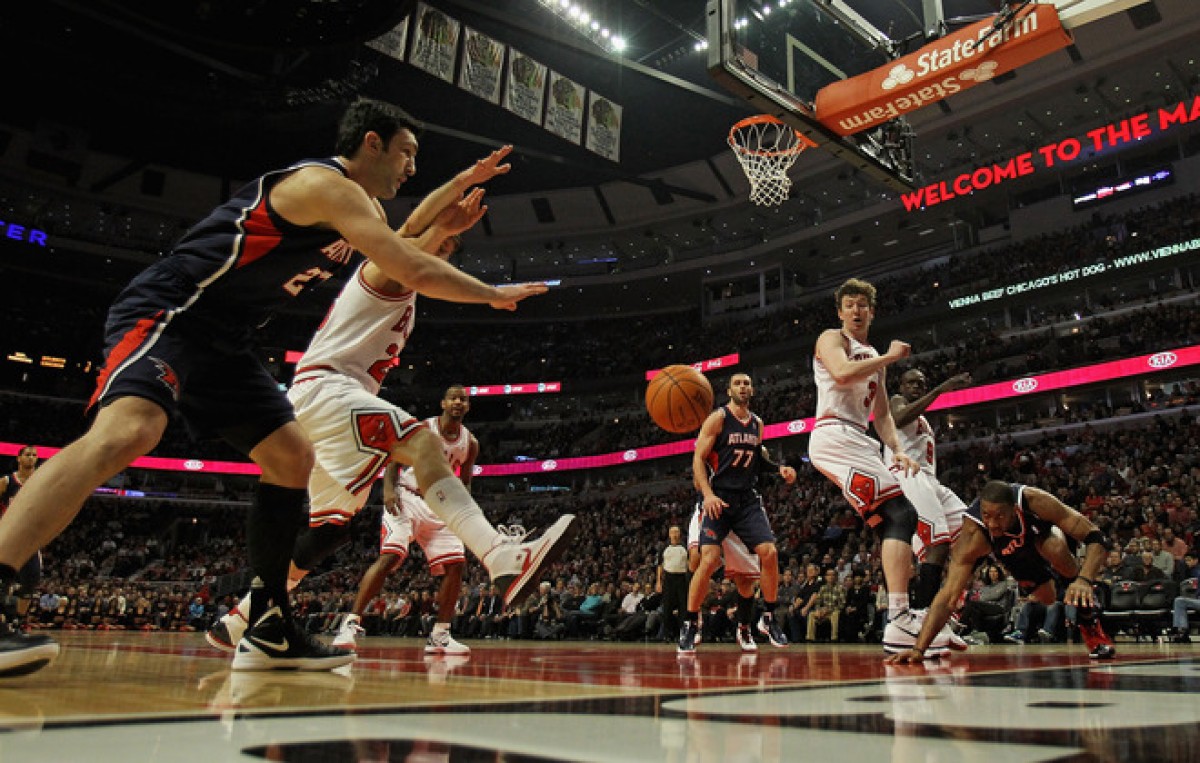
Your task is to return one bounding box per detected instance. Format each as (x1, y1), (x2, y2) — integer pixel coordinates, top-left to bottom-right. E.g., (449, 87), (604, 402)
(496, 524), (531, 544)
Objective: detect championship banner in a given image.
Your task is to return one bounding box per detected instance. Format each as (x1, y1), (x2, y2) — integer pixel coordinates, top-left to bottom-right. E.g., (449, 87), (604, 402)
(585, 92), (622, 162)
(458, 26), (504, 104)
(503, 51), (547, 124)
(365, 17), (409, 61)
(814, 4), (1072, 136)
(544, 70), (585, 145)
(409, 2), (460, 83)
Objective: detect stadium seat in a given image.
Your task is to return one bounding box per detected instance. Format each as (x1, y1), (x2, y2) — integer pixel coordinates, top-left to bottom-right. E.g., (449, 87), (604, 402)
(1133, 579), (1178, 640)
(1100, 580), (1140, 640)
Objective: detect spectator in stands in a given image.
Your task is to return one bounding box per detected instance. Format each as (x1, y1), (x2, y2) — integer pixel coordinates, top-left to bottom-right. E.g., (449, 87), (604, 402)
(1150, 539), (1177, 578)
(786, 563), (821, 643)
(563, 583), (604, 638)
(959, 564), (1016, 643)
(1099, 550), (1126, 586)
(1162, 528), (1188, 561)
(806, 569), (846, 643)
(1169, 550), (1200, 643)
(1130, 550), (1167, 582)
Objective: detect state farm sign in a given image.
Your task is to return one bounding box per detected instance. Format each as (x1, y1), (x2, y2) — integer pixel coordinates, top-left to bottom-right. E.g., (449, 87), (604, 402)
(815, 5), (1072, 136)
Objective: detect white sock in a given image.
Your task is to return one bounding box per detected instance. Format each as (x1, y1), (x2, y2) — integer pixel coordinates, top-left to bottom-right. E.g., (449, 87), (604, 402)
(888, 593), (910, 616)
(233, 591), (253, 621)
(424, 477), (500, 557)
(433, 622), (449, 635)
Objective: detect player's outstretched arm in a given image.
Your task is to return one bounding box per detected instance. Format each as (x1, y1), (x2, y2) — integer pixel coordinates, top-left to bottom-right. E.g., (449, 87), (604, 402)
(399, 145), (513, 237)
(1025, 487), (1108, 608)
(891, 372), (971, 428)
(815, 330), (909, 385)
(298, 171), (544, 309)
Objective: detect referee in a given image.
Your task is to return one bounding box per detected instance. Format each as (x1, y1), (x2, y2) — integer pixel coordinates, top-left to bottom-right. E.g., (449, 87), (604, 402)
(657, 525), (689, 641)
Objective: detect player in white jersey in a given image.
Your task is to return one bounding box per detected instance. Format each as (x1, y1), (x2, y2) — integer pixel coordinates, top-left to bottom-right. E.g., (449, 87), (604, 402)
(331, 386), (477, 655)
(807, 278), (953, 658)
(207, 150), (577, 667)
(686, 508), (760, 581)
(884, 368), (971, 615)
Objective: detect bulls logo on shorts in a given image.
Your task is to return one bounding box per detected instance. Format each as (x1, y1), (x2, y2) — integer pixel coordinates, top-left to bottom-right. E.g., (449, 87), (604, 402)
(846, 470), (880, 510)
(354, 411), (400, 452)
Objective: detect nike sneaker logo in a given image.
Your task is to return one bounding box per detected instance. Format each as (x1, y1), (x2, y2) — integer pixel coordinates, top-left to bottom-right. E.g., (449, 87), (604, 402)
(253, 636), (290, 652)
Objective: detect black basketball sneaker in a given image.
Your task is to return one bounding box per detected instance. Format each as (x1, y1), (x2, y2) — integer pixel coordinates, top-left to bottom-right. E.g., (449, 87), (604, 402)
(232, 606), (355, 671)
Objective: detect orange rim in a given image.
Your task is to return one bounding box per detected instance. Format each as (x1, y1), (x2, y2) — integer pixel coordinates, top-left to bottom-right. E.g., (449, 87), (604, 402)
(728, 114), (817, 157)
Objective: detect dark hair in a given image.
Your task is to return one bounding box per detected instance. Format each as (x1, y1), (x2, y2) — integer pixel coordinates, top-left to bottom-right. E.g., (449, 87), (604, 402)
(980, 480), (1017, 506)
(335, 98), (421, 157)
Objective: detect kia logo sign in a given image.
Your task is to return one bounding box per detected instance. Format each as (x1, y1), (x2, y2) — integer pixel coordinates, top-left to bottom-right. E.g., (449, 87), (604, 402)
(542, 460), (557, 471)
(1012, 378), (1038, 394)
(1148, 351), (1178, 369)
(184, 459), (205, 471)
(623, 450), (638, 462)
(787, 420), (808, 434)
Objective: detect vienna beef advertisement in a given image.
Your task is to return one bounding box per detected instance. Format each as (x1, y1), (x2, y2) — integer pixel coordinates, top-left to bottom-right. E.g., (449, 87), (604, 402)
(814, 5), (1072, 136)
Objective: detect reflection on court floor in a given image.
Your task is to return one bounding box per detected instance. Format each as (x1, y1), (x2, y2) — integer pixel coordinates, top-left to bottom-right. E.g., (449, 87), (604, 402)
(0, 633), (1196, 762)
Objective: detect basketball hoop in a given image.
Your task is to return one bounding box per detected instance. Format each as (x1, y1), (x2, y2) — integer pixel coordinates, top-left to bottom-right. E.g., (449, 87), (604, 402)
(728, 115), (817, 207)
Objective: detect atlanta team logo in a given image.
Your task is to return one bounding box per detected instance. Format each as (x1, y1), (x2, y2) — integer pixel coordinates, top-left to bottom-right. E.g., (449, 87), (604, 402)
(150, 357), (180, 400)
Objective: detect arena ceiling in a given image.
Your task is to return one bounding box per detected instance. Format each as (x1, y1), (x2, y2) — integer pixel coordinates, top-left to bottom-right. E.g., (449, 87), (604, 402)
(4, 1), (1197, 206)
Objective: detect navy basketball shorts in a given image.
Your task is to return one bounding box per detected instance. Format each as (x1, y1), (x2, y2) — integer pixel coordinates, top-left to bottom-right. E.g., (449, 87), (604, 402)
(699, 489), (776, 551)
(90, 303), (294, 456)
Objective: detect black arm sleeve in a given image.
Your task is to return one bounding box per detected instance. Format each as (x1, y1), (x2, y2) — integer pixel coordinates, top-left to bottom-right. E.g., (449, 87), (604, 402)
(757, 445), (783, 474)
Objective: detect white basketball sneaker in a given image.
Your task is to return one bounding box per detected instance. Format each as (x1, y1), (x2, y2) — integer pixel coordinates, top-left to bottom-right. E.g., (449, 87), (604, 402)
(332, 613), (365, 651)
(206, 607), (249, 654)
(426, 629), (471, 655)
(482, 515), (579, 607)
(883, 609), (948, 657)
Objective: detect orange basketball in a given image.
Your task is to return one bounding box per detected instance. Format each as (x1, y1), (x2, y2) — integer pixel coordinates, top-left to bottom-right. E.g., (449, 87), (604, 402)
(645, 364), (714, 434)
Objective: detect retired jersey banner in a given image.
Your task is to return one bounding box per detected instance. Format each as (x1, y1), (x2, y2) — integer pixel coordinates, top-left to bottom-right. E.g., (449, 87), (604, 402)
(544, 70), (585, 145)
(815, 4), (1072, 136)
(409, 2), (460, 83)
(585, 92), (622, 162)
(503, 51), (547, 124)
(458, 26), (504, 104)
(365, 17), (409, 61)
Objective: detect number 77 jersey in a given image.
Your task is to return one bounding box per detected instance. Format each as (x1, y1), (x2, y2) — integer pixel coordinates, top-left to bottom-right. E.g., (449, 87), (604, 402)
(706, 406), (764, 494)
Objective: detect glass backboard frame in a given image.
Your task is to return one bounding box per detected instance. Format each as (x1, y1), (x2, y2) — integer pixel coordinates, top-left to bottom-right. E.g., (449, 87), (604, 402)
(706, 0), (919, 190)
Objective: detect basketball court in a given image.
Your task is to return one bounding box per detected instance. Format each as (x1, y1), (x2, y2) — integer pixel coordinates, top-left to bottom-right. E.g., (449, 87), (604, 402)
(1, 634), (1197, 761)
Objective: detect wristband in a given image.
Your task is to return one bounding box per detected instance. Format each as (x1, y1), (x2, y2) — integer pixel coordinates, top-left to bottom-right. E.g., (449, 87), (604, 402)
(1076, 576), (1095, 586)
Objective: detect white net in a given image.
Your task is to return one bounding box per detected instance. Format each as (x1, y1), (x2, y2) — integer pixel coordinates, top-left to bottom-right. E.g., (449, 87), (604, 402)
(728, 116), (811, 206)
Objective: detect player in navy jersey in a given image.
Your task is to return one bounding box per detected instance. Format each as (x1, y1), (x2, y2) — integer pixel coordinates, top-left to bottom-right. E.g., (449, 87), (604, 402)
(0, 98), (547, 677)
(0, 446), (42, 595)
(678, 373), (796, 654)
(886, 480), (1116, 663)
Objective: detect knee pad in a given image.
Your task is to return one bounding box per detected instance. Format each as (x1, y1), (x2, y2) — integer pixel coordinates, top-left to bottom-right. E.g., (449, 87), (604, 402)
(291, 522), (352, 570)
(878, 496), (917, 542)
